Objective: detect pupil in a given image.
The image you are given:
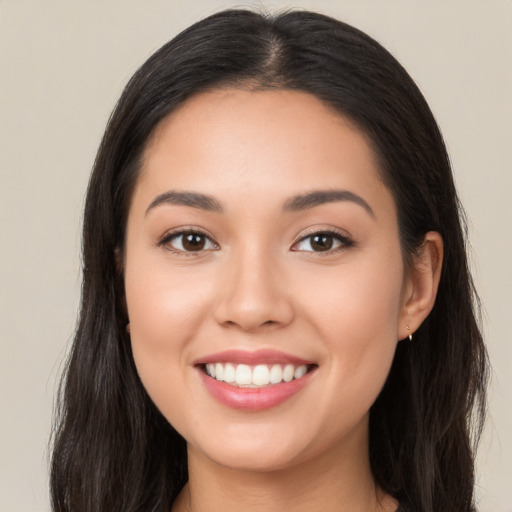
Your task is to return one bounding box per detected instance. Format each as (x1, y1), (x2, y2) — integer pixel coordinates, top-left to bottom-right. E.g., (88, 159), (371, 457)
(183, 234), (205, 251)
(312, 234), (333, 251)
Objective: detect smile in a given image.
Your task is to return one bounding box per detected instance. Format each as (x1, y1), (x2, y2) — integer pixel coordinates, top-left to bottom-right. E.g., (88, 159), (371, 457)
(195, 350), (317, 411)
(204, 362), (310, 387)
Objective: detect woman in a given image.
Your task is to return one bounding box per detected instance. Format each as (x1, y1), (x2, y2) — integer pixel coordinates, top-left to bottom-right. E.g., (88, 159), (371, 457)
(50, 9), (488, 512)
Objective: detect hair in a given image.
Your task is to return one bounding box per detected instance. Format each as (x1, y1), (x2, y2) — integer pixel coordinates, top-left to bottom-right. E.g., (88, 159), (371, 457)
(50, 8), (488, 512)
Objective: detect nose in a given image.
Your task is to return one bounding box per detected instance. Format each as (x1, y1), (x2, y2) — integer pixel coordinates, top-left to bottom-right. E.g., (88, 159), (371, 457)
(213, 246), (295, 332)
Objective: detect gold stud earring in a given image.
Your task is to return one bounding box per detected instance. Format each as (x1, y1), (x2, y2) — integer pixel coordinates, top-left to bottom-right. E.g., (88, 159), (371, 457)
(406, 325), (412, 341)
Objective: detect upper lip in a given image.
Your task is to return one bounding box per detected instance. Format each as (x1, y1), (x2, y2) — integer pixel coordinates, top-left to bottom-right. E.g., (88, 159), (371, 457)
(194, 349), (314, 366)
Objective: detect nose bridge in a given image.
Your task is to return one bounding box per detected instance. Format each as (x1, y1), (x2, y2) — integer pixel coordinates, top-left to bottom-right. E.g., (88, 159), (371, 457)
(214, 238), (293, 331)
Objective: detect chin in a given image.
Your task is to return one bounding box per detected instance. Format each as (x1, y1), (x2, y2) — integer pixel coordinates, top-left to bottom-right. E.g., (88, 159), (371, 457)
(188, 428), (310, 473)
(205, 447), (303, 473)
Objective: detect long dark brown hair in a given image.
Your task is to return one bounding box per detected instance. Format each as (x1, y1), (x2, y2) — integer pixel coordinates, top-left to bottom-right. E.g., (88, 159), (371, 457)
(50, 9), (488, 512)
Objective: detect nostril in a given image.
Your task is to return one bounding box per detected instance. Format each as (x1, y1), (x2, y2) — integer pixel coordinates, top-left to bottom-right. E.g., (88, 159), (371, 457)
(220, 318), (279, 331)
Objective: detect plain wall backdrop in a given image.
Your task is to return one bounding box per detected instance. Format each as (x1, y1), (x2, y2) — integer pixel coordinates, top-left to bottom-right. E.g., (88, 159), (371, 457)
(1, 1), (511, 511)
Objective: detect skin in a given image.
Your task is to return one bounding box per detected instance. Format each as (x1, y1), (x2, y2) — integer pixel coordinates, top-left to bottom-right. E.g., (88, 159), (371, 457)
(123, 89), (443, 512)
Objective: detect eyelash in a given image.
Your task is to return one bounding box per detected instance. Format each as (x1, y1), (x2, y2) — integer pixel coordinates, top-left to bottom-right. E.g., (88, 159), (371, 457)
(157, 229), (218, 256)
(157, 228), (354, 256)
(292, 229), (354, 255)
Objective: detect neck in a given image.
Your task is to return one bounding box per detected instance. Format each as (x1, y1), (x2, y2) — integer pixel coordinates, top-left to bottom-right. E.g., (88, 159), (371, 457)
(172, 427), (397, 512)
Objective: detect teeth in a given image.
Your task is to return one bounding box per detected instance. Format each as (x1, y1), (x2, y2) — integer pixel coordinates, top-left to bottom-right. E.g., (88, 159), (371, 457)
(223, 363), (235, 383)
(215, 363), (224, 381)
(204, 362), (310, 387)
(294, 365), (307, 379)
(269, 364), (283, 384)
(283, 364), (294, 382)
(235, 364), (252, 385)
(252, 365), (270, 386)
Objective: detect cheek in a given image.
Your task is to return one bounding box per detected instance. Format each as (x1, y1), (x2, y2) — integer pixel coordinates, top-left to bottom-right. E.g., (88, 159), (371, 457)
(124, 256), (214, 412)
(302, 252), (404, 341)
(298, 251), (404, 411)
(125, 248), (214, 343)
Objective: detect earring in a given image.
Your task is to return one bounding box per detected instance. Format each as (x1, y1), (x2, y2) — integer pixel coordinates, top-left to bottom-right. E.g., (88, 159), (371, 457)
(126, 323), (131, 334)
(406, 325), (412, 341)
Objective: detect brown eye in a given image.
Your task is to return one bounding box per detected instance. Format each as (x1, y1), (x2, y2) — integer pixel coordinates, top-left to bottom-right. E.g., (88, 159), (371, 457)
(182, 233), (206, 251)
(163, 231), (217, 253)
(310, 234), (333, 251)
(292, 231), (353, 253)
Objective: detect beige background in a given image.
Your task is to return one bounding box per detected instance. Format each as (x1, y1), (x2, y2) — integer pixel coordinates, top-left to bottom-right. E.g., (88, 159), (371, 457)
(1, 1), (511, 511)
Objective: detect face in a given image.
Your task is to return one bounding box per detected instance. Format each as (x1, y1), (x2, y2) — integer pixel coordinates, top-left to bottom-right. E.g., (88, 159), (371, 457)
(124, 89), (409, 472)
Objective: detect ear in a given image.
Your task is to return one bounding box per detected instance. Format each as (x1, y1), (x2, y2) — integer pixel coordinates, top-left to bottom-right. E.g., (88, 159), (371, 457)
(398, 231), (443, 340)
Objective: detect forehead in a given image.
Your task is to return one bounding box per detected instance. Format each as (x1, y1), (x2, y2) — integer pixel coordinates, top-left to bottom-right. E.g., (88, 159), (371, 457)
(135, 88), (394, 218)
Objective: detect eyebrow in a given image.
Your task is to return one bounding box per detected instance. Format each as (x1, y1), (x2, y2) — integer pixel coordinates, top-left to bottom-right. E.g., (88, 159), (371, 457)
(283, 189), (376, 218)
(146, 191), (224, 215)
(145, 188), (375, 218)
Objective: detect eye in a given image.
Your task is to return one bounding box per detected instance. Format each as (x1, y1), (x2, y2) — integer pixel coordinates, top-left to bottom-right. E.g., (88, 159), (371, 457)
(159, 230), (218, 253)
(292, 230), (353, 253)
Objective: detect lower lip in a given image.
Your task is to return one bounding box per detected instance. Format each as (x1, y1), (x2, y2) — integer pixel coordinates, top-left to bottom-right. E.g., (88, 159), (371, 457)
(198, 368), (314, 411)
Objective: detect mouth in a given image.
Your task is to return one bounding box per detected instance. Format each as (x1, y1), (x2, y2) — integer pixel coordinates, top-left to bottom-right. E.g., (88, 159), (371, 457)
(194, 349), (317, 410)
(201, 362), (316, 388)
